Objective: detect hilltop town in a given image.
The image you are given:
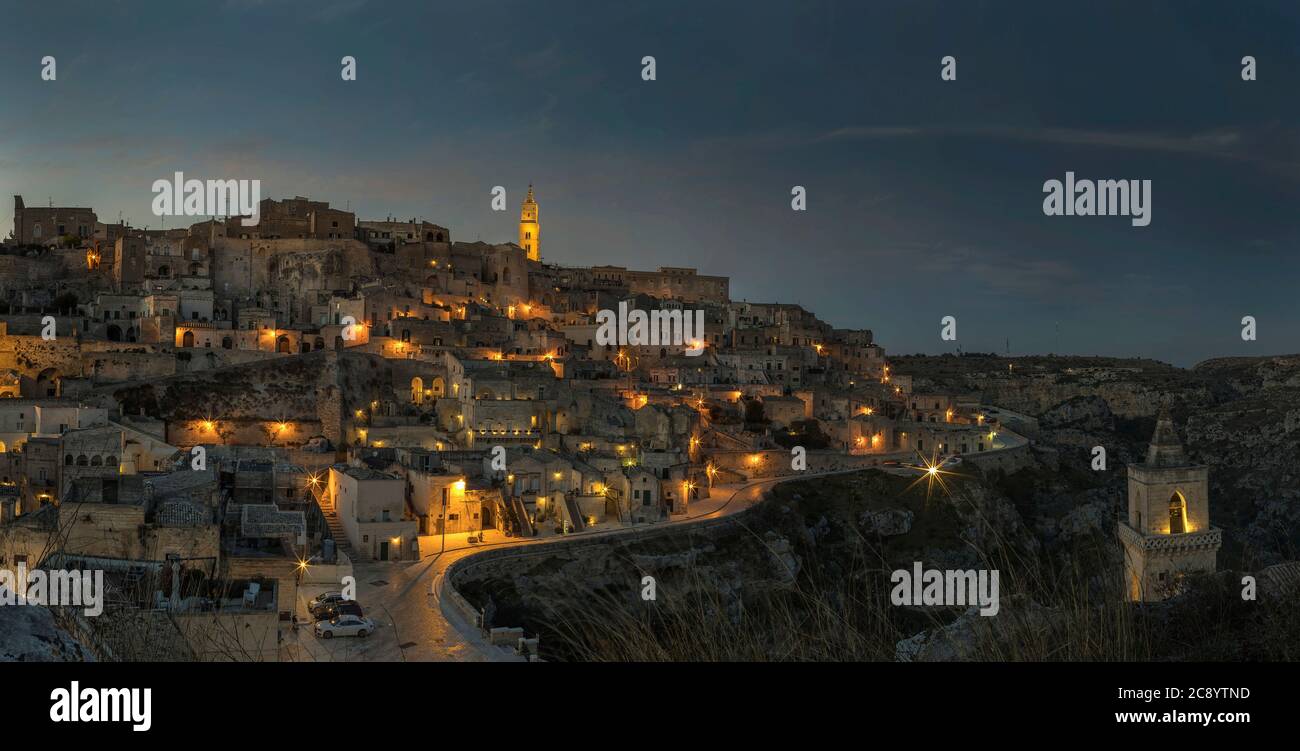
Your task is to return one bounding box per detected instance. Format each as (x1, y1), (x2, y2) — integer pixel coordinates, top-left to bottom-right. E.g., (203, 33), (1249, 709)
(1, 189), (1293, 662)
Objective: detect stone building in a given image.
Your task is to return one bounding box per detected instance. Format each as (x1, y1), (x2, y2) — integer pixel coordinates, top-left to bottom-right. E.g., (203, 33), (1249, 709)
(327, 465), (419, 561)
(1117, 408), (1221, 602)
(11, 195), (97, 245)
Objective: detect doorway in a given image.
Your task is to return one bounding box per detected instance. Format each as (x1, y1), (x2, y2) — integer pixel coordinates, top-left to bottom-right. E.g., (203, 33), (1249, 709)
(379, 541), (390, 561)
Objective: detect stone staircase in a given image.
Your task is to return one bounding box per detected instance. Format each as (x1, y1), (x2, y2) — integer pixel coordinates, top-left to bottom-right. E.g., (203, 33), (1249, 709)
(319, 496), (352, 555)
(324, 512), (352, 554)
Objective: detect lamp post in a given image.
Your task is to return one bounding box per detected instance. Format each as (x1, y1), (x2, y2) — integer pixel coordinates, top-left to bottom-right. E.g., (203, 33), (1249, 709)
(441, 491), (448, 554)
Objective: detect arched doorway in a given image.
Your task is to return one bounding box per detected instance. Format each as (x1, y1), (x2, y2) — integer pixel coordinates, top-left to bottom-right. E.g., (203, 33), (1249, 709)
(277, 335), (291, 353)
(411, 377), (424, 405)
(182, 330), (195, 347)
(430, 376), (445, 398)
(1169, 491), (1187, 534)
(107, 324), (122, 342)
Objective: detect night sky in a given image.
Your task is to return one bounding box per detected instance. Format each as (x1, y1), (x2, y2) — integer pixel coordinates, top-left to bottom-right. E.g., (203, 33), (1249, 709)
(2, 1), (1297, 366)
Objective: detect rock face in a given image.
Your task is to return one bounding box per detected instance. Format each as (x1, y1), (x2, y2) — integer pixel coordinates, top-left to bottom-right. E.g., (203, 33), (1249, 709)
(859, 508), (914, 537)
(0, 594), (94, 662)
(895, 597), (1059, 662)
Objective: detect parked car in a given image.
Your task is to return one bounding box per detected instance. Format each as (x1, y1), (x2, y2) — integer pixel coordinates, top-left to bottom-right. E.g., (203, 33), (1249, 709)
(315, 615), (375, 639)
(939, 456), (963, 468)
(309, 592), (352, 618)
(881, 460), (902, 467)
(314, 601), (364, 621)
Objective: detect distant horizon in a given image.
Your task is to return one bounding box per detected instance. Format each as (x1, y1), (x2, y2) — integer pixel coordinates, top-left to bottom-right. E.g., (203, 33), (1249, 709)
(5, 179), (1294, 369)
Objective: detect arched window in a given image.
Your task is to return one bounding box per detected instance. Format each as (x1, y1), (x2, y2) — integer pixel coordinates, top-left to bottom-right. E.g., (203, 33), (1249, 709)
(90, 456), (103, 466)
(222, 336), (233, 349)
(107, 456), (118, 469)
(1169, 491), (1187, 534)
(76, 455), (88, 466)
(65, 454), (73, 465)
(411, 377), (424, 405)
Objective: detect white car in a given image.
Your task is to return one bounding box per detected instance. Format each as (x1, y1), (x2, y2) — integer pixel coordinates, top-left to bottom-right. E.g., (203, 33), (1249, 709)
(315, 614), (375, 639)
(939, 456), (962, 468)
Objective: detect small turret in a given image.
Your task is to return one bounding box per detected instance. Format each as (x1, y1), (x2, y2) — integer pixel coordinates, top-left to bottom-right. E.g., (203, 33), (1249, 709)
(1145, 403), (1188, 467)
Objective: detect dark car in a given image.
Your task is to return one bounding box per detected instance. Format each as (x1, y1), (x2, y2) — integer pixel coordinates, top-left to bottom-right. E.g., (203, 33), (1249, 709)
(308, 591), (347, 614)
(314, 601), (364, 622)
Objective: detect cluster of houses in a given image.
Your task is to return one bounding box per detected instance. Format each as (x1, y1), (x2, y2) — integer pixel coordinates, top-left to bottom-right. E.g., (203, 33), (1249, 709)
(0, 188), (1006, 660)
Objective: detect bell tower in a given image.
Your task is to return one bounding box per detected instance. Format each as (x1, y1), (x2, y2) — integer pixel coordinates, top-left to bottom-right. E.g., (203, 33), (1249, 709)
(519, 184), (539, 261)
(1118, 405), (1221, 601)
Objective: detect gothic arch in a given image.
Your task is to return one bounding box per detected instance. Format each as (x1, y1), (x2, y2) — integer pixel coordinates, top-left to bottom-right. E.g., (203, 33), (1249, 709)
(1168, 491), (1187, 534)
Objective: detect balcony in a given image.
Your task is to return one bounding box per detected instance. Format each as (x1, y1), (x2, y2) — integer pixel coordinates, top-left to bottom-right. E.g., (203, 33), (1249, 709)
(1117, 521), (1222, 553)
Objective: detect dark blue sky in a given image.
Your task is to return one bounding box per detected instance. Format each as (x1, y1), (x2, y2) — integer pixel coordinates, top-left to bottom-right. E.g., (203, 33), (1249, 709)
(2, 0), (1297, 366)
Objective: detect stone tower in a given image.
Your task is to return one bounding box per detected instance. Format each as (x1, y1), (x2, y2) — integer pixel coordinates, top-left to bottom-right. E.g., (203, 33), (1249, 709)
(1118, 405), (1221, 601)
(519, 184), (539, 261)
